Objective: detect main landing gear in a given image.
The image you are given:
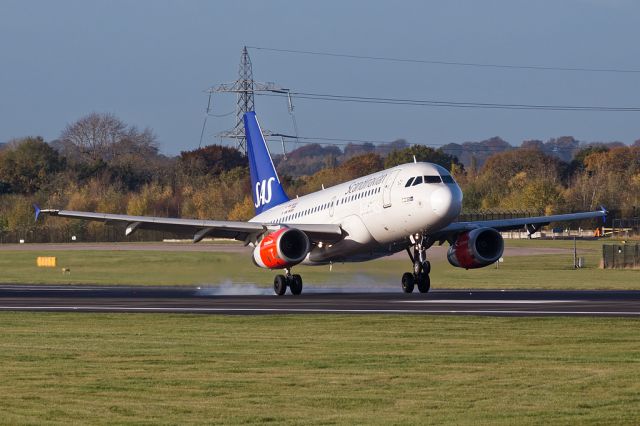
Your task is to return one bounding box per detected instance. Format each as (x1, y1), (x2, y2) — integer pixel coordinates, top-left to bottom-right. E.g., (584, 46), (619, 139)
(401, 235), (433, 294)
(273, 269), (303, 296)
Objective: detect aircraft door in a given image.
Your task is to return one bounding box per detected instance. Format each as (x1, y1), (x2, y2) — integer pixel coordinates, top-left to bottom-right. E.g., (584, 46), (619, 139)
(382, 170), (400, 208)
(329, 196), (336, 217)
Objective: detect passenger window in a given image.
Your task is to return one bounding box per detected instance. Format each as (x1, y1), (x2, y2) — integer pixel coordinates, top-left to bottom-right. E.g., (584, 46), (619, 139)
(405, 177), (415, 187)
(412, 176), (423, 186)
(424, 175), (441, 184)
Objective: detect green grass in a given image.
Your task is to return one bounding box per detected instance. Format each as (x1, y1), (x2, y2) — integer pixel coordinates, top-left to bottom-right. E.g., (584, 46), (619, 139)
(0, 239), (637, 289)
(1, 313), (639, 424)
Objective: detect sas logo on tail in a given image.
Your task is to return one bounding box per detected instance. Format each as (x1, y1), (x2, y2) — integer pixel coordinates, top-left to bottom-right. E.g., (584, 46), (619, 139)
(254, 177), (275, 208)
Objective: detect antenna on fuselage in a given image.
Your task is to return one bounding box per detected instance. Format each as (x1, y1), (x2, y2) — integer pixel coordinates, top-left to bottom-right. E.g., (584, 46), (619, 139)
(413, 155), (417, 163)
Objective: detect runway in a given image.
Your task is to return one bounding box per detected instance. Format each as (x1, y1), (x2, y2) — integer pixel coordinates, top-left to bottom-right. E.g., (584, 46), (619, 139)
(0, 285), (639, 316)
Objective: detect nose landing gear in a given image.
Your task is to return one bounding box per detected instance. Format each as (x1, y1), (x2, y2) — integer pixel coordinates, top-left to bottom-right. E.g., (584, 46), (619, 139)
(274, 269), (303, 296)
(401, 235), (433, 293)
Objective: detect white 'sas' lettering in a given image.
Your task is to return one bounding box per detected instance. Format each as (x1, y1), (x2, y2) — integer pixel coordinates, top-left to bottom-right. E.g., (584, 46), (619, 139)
(254, 177), (275, 208)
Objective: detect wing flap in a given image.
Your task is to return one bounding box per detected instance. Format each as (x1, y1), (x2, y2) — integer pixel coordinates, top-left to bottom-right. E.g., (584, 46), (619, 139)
(435, 209), (606, 237)
(39, 209), (344, 244)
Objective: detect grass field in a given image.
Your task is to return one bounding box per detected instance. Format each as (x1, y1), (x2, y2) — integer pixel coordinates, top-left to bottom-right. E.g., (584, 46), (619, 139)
(0, 239), (637, 289)
(1, 313), (639, 424)
(1, 241), (639, 424)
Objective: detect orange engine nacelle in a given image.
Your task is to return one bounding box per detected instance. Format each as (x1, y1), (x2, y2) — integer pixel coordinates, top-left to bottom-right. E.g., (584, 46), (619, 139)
(253, 228), (310, 269)
(447, 227), (504, 269)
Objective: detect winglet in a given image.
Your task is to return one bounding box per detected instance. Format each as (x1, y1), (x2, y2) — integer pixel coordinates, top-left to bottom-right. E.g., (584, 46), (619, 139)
(600, 205), (608, 223)
(34, 204), (41, 222)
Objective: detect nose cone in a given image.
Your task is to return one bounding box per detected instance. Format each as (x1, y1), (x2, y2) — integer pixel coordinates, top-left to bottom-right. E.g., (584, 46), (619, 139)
(431, 186), (462, 219)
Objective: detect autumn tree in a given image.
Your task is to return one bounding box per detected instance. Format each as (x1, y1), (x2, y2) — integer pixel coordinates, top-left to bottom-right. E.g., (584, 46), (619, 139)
(563, 146), (640, 215)
(127, 183), (179, 217)
(60, 112), (158, 163)
(228, 195), (255, 221)
(178, 144), (245, 177)
(297, 153), (384, 195)
(384, 145), (462, 171)
(473, 148), (566, 211)
(0, 137), (64, 194)
(180, 167), (250, 220)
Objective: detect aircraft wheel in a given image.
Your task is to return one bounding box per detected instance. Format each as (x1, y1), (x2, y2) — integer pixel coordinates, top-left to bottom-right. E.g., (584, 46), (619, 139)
(290, 274), (303, 295)
(417, 273), (431, 293)
(274, 275), (287, 296)
(401, 272), (415, 293)
(422, 261), (431, 275)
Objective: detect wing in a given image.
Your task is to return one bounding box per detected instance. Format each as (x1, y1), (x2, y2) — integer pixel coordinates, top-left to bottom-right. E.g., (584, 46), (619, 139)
(432, 208), (606, 241)
(36, 208), (345, 244)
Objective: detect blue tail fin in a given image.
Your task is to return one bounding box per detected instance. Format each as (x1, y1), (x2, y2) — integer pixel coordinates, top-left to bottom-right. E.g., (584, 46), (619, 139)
(243, 111), (289, 215)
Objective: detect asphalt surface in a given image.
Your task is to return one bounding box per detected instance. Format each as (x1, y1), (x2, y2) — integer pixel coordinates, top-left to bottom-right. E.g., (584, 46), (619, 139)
(0, 285), (639, 316)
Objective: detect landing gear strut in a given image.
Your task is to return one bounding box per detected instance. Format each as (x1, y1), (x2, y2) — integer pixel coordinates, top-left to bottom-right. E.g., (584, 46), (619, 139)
(274, 269), (303, 296)
(402, 234), (432, 294)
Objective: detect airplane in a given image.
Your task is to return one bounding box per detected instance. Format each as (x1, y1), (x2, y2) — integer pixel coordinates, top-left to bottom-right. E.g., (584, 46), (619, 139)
(36, 111), (606, 295)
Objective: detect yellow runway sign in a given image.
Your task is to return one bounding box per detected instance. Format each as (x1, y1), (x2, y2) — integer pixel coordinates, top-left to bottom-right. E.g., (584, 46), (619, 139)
(36, 257), (57, 267)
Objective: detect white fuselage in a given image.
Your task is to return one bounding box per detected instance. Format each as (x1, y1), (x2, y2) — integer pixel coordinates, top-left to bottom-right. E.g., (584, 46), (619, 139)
(251, 162), (463, 264)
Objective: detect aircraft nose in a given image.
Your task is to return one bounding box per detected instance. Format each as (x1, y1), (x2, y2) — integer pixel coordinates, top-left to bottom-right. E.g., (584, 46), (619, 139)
(431, 186), (460, 219)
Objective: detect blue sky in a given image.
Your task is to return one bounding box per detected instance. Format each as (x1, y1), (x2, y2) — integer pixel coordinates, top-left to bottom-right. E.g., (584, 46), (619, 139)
(1, 0), (638, 154)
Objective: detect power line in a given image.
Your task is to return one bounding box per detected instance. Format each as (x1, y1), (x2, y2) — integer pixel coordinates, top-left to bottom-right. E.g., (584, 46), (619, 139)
(257, 91), (640, 112)
(247, 46), (640, 74)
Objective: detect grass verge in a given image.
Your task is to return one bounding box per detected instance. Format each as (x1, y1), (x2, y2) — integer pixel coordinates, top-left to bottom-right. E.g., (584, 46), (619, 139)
(0, 239), (636, 289)
(1, 313), (639, 424)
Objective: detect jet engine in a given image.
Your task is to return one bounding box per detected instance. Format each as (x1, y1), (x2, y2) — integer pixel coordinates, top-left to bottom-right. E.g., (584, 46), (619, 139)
(253, 227), (310, 269)
(447, 227), (504, 269)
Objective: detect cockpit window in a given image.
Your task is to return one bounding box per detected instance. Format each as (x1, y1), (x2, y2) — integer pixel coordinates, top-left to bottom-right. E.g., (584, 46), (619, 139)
(441, 175), (455, 184)
(405, 177), (415, 187)
(412, 176), (423, 186)
(424, 175), (441, 184)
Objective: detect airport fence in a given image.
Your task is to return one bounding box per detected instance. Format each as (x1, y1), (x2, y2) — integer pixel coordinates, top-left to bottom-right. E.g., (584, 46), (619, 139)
(611, 217), (640, 237)
(0, 226), (182, 244)
(602, 243), (640, 269)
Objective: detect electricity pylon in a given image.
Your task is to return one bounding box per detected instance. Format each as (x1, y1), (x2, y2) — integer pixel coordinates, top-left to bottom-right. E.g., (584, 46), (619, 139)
(206, 46), (288, 155)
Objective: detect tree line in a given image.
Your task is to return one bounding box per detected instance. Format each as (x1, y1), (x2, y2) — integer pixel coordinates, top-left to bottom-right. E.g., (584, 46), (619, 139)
(0, 113), (638, 242)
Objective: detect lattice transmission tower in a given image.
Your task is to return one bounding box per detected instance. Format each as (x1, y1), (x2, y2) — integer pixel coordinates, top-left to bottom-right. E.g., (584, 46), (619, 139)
(204, 46), (291, 155)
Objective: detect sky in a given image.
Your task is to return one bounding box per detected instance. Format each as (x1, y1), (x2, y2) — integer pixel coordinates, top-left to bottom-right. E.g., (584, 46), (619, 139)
(1, 0), (639, 155)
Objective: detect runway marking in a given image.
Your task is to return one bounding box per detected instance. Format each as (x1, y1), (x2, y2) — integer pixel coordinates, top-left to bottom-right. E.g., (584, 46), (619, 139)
(0, 306), (639, 316)
(397, 300), (575, 304)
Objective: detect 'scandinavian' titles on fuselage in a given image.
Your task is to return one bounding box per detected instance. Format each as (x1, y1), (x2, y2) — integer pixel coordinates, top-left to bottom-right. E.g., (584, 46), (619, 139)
(244, 112), (463, 266)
